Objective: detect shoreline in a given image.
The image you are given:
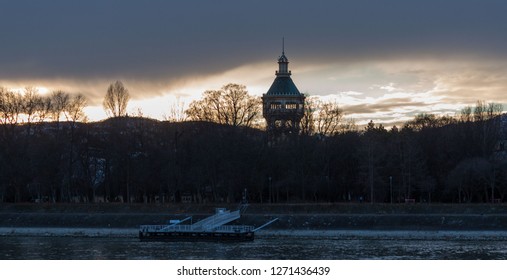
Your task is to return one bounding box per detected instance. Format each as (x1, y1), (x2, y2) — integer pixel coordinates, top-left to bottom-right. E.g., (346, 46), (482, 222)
(3, 227), (507, 240)
(0, 227), (507, 241)
(3, 212), (507, 231)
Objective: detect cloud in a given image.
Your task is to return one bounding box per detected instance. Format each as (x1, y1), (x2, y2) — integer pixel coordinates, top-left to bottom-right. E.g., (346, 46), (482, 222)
(2, 1), (507, 81)
(339, 91), (445, 125)
(2, 1), (507, 123)
(314, 58), (507, 125)
(342, 91), (363, 96)
(379, 83), (399, 92)
(431, 68), (507, 105)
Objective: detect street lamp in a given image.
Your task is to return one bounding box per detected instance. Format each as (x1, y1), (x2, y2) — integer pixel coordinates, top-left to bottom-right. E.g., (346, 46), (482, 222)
(268, 177), (272, 203)
(390, 176), (393, 204)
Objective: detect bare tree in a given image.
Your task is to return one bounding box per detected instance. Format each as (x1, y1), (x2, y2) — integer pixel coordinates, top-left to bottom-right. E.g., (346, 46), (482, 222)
(474, 100), (487, 122)
(460, 105), (473, 123)
(475, 101), (503, 157)
(186, 83), (261, 128)
(37, 96), (53, 123)
(487, 102), (503, 119)
(315, 100), (343, 136)
(163, 98), (187, 122)
(405, 113), (439, 131)
(339, 118), (358, 133)
(50, 90), (70, 122)
(221, 84), (260, 127)
(185, 97), (214, 122)
(22, 87), (43, 125)
(103, 81), (130, 117)
(300, 97), (343, 136)
(65, 94), (87, 123)
(63, 93), (88, 202)
(300, 95), (317, 136)
(0, 88), (24, 126)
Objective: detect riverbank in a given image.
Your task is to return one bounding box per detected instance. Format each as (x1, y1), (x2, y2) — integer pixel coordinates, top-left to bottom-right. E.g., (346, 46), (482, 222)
(1, 203), (507, 231)
(3, 227), (507, 241)
(3, 202), (507, 214)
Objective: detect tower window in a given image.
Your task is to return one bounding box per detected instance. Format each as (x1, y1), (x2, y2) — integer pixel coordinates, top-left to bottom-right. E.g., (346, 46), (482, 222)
(286, 103), (297, 110)
(270, 103), (282, 110)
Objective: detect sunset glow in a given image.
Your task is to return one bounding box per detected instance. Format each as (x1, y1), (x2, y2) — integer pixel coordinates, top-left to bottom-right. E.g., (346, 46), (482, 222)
(1, 1), (507, 126)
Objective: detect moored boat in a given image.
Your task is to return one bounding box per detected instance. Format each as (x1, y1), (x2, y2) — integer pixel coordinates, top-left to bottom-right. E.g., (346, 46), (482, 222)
(139, 207), (277, 242)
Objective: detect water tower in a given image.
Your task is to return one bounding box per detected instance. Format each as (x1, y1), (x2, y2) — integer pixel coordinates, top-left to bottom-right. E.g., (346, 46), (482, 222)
(262, 48), (305, 140)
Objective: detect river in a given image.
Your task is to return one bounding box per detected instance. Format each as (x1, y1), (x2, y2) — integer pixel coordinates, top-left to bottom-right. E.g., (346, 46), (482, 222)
(2, 229), (507, 259)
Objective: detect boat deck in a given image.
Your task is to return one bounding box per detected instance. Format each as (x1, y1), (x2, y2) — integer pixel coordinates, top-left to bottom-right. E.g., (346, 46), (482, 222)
(138, 207), (275, 242)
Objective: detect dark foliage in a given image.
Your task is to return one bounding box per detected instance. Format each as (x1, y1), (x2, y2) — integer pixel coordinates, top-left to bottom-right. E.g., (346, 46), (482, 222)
(1, 111), (506, 204)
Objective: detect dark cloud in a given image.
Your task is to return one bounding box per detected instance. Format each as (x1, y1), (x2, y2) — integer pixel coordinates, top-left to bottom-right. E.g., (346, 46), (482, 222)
(1, 0), (507, 82)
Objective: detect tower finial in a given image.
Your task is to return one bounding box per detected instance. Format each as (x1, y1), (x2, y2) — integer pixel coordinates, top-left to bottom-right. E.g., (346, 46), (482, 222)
(282, 37), (285, 55)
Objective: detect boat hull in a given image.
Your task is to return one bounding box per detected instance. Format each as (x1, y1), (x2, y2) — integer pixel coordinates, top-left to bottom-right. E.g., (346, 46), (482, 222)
(139, 230), (255, 242)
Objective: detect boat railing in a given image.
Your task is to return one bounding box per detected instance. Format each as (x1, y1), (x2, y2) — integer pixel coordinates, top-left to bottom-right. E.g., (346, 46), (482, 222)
(140, 224), (194, 232)
(140, 224), (254, 233)
(213, 225), (254, 233)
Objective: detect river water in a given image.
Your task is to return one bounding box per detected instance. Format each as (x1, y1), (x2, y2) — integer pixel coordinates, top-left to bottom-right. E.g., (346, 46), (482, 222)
(2, 230), (507, 259)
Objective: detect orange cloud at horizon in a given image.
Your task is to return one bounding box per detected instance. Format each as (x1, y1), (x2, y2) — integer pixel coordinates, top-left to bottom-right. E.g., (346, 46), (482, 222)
(2, 57), (507, 126)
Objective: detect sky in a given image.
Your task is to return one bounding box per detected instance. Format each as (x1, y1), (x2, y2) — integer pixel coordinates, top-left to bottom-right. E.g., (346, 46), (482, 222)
(1, 0), (507, 126)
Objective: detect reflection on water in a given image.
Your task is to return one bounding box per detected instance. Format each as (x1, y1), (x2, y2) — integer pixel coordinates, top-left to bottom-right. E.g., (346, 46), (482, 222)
(2, 235), (507, 260)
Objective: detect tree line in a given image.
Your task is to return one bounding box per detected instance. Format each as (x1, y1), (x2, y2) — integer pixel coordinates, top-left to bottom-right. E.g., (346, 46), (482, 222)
(0, 82), (505, 203)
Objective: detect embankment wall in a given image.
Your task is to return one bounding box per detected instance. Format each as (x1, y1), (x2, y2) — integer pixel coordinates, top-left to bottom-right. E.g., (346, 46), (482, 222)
(1, 203), (507, 230)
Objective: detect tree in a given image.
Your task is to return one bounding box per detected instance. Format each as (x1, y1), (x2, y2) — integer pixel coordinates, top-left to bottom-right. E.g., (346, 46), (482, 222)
(300, 95), (316, 136)
(475, 101), (503, 157)
(0, 87), (23, 126)
(103, 81), (130, 117)
(361, 121), (388, 203)
(50, 90), (69, 123)
(185, 83), (261, 128)
(315, 100), (343, 136)
(65, 94), (87, 123)
(21, 87), (43, 125)
(447, 157), (493, 202)
(164, 98), (186, 123)
(300, 97), (345, 136)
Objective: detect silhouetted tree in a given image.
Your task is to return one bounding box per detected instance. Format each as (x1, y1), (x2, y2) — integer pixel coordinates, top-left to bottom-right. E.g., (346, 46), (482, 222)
(164, 98), (187, 122)
(300, 95), (316, 136)
(22, 87), (43, 125)
(50, 90), (69, 123)
(300, 97), (344, 136)
(0, 87), (23, 126)
(447, 157), (493, 202)
(65, 94), (87, 123)
(103, 81), (130, 117)
(2, 88), (507, 204)
(360, 121), (388, 203)
(186, 83), (261, 128)
(315, 100), (343, 136)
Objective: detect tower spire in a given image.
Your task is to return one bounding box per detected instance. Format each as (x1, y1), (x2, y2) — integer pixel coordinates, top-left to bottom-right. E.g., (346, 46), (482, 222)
(282, 37), (285, 55)
(277, 38), (289, 76)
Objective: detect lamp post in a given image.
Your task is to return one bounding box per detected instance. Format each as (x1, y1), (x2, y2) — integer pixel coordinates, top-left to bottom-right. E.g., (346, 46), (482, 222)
(390, 176), (393, 204)
(268, 177), (272, 203)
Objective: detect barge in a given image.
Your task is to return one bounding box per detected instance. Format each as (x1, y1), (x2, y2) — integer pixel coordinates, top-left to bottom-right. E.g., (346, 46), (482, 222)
(139, 207), (277, 242)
